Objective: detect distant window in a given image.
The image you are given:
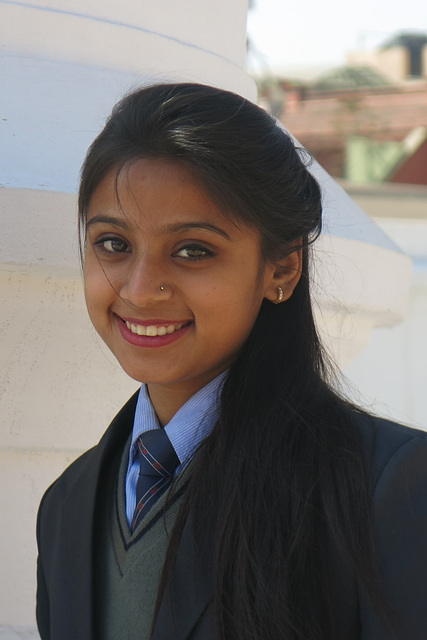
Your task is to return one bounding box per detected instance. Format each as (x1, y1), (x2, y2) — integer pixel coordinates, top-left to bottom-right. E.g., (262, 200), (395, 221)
(383, 34), (427, 78)
(408, 40), (423, 77)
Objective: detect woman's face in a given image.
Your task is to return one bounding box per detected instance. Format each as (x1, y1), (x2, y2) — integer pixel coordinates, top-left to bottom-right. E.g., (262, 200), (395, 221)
(84, 158), (291, 404)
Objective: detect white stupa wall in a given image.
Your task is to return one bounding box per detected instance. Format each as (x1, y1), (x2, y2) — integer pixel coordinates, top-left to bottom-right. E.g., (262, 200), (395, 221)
(0, 0), (411, 633)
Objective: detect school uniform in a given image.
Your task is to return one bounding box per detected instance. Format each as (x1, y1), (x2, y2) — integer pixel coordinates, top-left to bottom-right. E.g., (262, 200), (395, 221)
(36, 391), (427, 640)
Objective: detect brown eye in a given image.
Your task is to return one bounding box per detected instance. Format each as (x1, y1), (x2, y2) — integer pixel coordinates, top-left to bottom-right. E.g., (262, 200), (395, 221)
(96, 237), (130, 253)
(175, 244), (213, 260)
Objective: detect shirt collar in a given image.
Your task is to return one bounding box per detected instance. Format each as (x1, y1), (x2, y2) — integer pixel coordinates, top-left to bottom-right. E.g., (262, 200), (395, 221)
(128, 370), (228, 471)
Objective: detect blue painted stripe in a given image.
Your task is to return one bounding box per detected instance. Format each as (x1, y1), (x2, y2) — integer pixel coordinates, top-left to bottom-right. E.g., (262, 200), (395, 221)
(1, 0), (241, 69)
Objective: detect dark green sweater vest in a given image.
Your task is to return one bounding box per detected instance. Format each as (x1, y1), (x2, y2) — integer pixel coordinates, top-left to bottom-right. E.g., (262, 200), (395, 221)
(94, 438), (190, 640)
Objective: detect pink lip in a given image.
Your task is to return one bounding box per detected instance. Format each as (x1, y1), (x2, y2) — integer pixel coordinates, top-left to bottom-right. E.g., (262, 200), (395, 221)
(114, 315), (193, 348)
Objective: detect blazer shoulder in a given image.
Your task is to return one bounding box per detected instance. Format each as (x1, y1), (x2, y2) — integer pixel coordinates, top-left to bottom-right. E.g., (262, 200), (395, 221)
(354, 414), (427, 639)
(353, 411), (427, 484)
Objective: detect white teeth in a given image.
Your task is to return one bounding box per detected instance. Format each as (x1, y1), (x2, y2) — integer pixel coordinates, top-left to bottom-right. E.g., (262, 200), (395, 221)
(125, 321), (184, 336)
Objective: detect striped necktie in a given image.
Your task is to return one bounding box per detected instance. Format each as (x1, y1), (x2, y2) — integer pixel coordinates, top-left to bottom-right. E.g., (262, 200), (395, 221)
(131, 429), (179, 532)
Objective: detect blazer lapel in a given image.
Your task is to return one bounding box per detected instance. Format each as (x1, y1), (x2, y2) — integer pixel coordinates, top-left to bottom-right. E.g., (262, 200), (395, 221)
(52, 393), (139, 640)
(42, 390), (212, 640)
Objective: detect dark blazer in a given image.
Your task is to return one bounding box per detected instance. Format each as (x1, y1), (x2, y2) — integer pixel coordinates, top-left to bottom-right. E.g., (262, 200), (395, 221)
(36, 395), (427, 640)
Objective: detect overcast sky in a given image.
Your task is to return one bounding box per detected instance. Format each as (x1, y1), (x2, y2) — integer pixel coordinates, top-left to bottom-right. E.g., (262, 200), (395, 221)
(247, 0), (427, 76)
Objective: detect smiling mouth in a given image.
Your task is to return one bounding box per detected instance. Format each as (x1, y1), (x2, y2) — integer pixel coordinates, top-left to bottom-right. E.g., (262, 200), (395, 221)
(125, 321), (189, 336)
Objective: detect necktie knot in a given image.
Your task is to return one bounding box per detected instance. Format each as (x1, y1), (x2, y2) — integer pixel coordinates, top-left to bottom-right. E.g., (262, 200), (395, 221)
(131, 429), (179, 532)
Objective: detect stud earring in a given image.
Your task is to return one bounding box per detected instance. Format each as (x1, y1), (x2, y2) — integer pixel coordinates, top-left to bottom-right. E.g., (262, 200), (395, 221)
(274, 286), (284, 304)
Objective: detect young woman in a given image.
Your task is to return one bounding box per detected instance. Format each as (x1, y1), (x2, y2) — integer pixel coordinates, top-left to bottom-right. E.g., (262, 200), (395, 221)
(36, 83), (427, 640)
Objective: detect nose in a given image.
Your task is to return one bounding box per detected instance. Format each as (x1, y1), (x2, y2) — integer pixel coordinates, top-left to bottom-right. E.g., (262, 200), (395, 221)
(119, 254), (171, 309)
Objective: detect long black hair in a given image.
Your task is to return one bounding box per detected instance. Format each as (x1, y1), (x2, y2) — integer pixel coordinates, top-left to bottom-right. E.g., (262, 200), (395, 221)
(79, 83), (387, 639)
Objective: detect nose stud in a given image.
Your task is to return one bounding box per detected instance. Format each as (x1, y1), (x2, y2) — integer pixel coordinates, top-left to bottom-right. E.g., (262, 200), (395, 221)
(159, 285), (165, 291)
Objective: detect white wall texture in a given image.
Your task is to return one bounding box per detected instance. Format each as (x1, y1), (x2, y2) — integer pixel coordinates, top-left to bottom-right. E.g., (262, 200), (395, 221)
(345, 214), (427, 430)
(0, 0), (416, 636)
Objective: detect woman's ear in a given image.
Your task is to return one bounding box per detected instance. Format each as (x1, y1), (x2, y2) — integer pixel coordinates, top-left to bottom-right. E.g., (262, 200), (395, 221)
(264, 247), (302, 304)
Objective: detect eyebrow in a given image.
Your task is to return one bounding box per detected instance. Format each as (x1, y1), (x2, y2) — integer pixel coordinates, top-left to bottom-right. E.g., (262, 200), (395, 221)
(86, 215), (129, 230)
(164, 222), (231, 240)
(86, 217), (231, 240)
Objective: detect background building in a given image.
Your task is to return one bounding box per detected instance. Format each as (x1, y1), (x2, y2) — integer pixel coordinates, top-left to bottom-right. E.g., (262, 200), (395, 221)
(259, 33), (427, 184)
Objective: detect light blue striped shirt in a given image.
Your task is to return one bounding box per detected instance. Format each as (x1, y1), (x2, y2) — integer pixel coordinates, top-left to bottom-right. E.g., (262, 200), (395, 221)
(125, 371), (227, 526)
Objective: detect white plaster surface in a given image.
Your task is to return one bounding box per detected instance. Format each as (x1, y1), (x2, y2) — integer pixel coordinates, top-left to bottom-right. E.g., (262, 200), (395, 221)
(1, 0), (248, 69)
(0, 50), (255, 192)
(0, 449), (82, 631)
(1, 54), (144, 192)
(313, 234), (411, 326)
(2, 189), (79, 268)
(344, 216), (427, 431)
(0, 628), (39, 639)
